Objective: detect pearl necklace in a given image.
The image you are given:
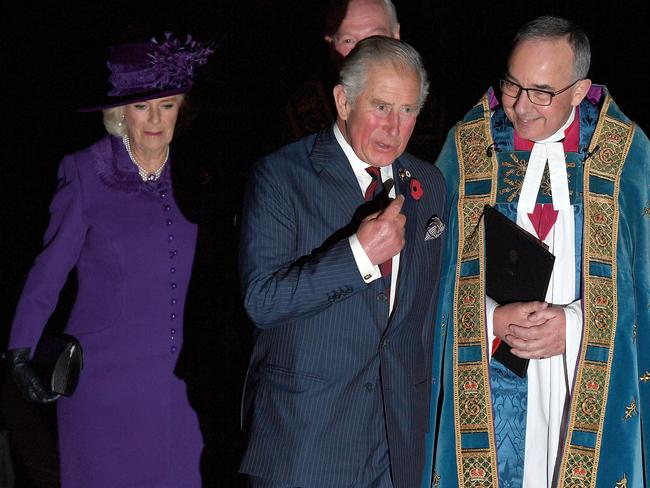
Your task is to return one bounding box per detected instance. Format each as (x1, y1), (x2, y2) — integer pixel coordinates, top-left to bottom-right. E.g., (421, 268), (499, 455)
(122, 134), (169, 182)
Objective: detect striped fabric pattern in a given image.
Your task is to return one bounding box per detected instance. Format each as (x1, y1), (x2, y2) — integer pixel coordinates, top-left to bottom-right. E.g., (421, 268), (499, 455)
(239, 127), (446, 487)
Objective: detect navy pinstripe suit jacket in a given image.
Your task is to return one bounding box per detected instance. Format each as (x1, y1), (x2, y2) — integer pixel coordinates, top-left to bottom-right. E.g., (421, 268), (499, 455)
(239, 128), (446, 487)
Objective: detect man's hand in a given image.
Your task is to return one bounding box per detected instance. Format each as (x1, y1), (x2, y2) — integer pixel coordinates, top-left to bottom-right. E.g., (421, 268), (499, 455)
(493, 301), (548, 341)
(357, 195), (406, 265)
(507, 305), (566, 359)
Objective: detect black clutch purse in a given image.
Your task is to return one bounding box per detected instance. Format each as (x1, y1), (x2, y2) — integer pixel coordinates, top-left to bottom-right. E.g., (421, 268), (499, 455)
(32, 333), (83, 397)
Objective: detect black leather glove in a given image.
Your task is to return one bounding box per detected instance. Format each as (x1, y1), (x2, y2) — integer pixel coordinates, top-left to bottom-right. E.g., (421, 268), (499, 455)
(4, 348), (60, 403)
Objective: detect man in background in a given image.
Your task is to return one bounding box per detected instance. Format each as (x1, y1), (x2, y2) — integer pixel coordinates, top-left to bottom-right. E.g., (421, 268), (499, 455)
(287, 0), (400, 139)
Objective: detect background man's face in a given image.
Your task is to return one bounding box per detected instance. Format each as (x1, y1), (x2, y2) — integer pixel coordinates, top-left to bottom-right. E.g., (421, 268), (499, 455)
(502, 38), (588, 141)
(325, 0), (399, 61)
(335, 62), (419, 167)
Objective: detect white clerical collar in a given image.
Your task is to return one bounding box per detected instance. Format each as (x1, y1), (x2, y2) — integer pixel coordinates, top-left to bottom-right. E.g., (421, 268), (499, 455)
(333, 122), (394, 193)
(518, 107), (575, 213)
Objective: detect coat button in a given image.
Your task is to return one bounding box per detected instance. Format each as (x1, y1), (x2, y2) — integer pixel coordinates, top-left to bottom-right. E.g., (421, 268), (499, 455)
(160, 191), (167, 198)
(171, 282), (177, 290)
(163, 204), (171, 211)
(364, 382), (375, 392)
(170, 267), (176, 274)
(171, 298), (177, 305)
(171, 346), (177, 353)
(166, 219), (173, 226)
(377, 292), (387, 302)
(170, 313), (177, 320)
(170, 328), (176, 336)
(168, 234), (174, 242)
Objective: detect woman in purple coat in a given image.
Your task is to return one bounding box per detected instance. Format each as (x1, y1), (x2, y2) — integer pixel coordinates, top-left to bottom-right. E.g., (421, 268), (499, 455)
(5, 33), (213, 487)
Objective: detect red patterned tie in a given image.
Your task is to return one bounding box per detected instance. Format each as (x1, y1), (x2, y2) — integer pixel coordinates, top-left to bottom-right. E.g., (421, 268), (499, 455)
(365, 167), (392, 292)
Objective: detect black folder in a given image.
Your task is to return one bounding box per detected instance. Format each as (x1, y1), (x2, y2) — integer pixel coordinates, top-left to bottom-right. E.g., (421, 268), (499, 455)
(483, 204), (555, 377)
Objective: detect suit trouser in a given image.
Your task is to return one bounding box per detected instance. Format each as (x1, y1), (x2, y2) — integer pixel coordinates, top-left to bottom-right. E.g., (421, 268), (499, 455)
(248, 470), (393, 488)
(248, 476), (297, 487)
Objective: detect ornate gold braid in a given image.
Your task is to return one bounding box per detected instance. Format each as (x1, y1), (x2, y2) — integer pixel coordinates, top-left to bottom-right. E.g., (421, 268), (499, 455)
(453, 95), (499, 487)
(557, 95), (635, 487)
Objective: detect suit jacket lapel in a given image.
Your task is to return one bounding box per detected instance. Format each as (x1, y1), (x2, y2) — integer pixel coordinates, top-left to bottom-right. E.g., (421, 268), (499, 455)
(388, 156), (418, 329)
(309, 128), (364, 220)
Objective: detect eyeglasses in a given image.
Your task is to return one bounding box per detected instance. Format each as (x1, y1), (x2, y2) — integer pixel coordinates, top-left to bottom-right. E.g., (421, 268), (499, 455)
(499, 78), (581, 106)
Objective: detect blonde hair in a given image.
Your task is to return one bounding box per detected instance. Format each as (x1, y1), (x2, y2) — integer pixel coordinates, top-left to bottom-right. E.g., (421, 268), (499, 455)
(102, 106), (127, 136)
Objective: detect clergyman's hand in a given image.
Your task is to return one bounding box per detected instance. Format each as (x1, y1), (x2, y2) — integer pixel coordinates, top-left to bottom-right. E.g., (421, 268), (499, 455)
(357, 195), (405, 265)
(507, 305), (566, 359)
(493, 301), (548, 342)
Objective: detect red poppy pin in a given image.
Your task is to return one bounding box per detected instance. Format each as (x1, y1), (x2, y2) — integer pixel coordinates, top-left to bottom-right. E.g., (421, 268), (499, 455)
(398, 167), (424, 201)
(410, 178), (423, 200)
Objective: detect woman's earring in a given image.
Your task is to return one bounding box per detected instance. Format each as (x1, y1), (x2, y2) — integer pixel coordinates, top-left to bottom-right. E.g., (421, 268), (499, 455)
(118, 115), (125, 128)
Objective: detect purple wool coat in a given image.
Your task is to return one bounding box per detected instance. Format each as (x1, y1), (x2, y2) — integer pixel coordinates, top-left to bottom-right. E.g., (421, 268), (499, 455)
(9, 135), (203, 488)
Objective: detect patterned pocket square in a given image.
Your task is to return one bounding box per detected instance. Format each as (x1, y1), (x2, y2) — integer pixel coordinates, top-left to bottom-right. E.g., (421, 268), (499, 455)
(424, 215), (445, 241)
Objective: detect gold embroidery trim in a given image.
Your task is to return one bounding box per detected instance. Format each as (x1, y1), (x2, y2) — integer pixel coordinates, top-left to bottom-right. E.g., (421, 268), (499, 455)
(453, 94), (499, 488)
(557, 95), (635, 488)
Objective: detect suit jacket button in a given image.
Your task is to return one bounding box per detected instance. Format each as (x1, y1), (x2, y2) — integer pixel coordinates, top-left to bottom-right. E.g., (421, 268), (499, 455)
(377, 292), (387, 302)
(364, 382), (375, 392)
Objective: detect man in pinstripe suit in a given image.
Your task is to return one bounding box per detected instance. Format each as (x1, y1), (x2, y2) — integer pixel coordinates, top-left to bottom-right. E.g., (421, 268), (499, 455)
(239, 36), (446, 487)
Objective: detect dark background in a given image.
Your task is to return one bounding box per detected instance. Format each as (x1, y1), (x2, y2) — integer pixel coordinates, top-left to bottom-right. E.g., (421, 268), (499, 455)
(1, 0), (648, 486)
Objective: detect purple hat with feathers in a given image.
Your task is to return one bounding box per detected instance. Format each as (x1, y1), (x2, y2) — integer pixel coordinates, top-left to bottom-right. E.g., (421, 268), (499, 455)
(79, 32), (213, 112)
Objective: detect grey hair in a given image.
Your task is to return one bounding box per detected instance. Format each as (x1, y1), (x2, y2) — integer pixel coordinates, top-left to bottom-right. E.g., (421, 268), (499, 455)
(339, 36), (429, 110)
(381, 0), (399, 34)
(513, 15), (591, 79)
(101, 95), (186, 137)
(325, 0), (399, 37)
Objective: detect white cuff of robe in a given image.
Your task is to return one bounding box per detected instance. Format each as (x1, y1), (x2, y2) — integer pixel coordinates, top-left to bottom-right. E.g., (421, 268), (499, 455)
(349, 234), (381, 283)
(563, 299), (583, 390)
(485, 295), (499, 363)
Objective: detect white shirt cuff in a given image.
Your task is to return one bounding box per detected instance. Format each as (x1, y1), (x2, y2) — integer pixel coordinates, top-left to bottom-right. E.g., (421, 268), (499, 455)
(349, 234), (381, 283)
